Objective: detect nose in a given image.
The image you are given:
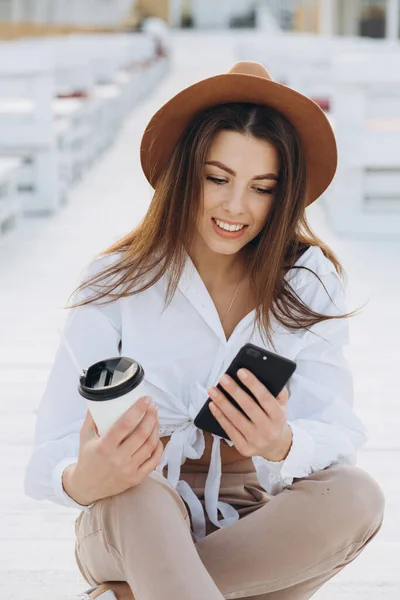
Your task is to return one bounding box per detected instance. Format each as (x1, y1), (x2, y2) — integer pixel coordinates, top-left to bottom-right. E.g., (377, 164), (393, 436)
(222, 185), (247, 216)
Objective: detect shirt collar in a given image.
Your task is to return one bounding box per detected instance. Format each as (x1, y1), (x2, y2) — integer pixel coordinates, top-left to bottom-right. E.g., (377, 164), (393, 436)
(176, 245), (316, 344)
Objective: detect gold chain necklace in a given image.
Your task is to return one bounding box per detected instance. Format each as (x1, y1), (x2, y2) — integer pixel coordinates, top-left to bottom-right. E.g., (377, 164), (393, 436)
(221, 282), (241, 324)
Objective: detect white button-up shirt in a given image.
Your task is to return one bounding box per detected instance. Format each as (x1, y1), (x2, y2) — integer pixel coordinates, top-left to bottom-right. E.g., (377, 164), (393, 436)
(24, 245), (368, 542)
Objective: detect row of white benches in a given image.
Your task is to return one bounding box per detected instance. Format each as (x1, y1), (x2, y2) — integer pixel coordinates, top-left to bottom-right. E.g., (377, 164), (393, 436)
(237, 33), (400, 238)
(0, 30), (169, 240)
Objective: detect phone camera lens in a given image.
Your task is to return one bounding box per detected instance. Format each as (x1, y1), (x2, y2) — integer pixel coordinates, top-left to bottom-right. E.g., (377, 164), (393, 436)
(247, 348), (259, 358)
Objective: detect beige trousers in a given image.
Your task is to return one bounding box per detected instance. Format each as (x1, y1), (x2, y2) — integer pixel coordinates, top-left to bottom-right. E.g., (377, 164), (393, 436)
(74, 458), (385, 600)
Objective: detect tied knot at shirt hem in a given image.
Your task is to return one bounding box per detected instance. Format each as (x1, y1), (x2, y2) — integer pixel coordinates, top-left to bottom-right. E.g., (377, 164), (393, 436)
(155, 382), (238, 542)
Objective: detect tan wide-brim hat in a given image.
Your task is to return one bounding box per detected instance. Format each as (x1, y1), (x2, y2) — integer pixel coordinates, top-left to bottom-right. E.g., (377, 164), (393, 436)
(140, 61), (337, 205)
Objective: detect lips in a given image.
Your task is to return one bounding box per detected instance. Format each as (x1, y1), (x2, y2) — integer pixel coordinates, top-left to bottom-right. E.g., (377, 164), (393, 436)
(211, 217), (249, 240)
(213, 218), (246, 231)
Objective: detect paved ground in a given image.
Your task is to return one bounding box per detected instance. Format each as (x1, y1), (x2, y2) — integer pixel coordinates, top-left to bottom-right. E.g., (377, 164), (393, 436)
(0, 31), (399, 599)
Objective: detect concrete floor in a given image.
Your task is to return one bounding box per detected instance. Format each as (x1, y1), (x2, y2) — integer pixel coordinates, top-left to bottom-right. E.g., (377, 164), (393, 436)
(0, 31), (399, 599)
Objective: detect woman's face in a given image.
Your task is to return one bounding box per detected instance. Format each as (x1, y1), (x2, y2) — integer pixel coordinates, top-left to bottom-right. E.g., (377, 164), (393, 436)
(197, 130), (280, 257)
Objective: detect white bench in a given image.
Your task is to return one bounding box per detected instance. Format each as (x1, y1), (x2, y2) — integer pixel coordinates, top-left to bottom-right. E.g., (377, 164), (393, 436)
(24, 36), (101, 182)
(0, 43), (64, 214)
(15, 33), (160, 186)
(324, 52), (400, 237)
(87, 33), (161, 113)
(0, 157), (22, 238)
(0, 32), (168, 216)
(283, 36), (400, 111)
(66, 32), (163, 159)
(41, 36), (96, 179)
(236, 33), (399, 111)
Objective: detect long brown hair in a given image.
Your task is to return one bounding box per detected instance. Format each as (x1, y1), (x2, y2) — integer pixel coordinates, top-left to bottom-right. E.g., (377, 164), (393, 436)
(67, 103), (363, 349)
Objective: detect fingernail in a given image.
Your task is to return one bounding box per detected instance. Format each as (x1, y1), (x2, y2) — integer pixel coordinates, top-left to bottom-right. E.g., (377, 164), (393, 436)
(144, 397), (152, 405)
(238, 368), (248, 379)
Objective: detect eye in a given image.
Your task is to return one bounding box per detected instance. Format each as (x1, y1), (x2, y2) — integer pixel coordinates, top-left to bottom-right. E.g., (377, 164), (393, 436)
(253, 187), (274, 195)
(206, 176), (226, 186)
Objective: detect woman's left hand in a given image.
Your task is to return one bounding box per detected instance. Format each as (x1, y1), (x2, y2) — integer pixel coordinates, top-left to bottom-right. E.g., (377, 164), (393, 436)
(207, 368), (293, 462)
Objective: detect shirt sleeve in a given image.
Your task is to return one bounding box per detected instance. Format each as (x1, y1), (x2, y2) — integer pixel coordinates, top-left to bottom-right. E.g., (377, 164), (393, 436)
(23, 256), (122, 510)
(252, 264), (368, 495)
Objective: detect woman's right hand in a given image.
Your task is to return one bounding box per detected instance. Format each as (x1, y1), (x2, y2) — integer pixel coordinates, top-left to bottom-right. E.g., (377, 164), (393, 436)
(62, 396), (164, 506)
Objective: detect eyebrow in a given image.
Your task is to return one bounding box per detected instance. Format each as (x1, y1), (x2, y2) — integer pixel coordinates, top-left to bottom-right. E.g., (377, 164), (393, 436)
(205, 160), (279, 181)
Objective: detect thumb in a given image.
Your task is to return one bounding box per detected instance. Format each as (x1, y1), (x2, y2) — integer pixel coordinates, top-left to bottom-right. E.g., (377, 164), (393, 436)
(80, 410), (99, 441)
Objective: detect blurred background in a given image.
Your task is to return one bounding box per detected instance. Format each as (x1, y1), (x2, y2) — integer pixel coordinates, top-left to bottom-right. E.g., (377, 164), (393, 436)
(0, 1), (399, 599)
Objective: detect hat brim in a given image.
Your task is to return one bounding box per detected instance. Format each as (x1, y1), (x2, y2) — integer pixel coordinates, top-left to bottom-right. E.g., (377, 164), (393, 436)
(140, 73), (337, 204)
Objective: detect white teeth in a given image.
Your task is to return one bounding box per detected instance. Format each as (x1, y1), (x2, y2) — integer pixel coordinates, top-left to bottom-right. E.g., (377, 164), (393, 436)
(214, 219), (245, 232)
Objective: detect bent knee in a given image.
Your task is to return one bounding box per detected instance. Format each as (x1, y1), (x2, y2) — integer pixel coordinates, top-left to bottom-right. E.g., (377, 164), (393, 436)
(107, 471), (170, 506)
(118, 470), (168, 501)
(101, 471), (188, 521)
(312, 464), (385, 536)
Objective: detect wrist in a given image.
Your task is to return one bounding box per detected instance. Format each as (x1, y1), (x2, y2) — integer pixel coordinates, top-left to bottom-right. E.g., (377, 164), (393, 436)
(261, 424), (293, 462)
(62, 463), (95, 506)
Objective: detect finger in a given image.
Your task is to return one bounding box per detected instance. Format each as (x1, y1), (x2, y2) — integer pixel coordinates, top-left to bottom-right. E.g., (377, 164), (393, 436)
(130, 411), (160, 463)
(237, 369), (282, 420)
(209, 402), (247, 448)
(214, 373), (269, 427)
(208, 383), (256, 438)
(122, 404), (158, 457)
(136, 439), (164, 478)
(103, 396), (152, 448)
(276, 386), (289, 406)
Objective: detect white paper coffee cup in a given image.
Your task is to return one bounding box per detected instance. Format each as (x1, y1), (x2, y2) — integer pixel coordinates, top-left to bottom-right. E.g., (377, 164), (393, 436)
(78, 357), (147, 436)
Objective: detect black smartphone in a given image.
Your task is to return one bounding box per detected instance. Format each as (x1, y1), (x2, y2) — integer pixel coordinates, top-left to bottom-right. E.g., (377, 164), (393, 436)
(194, 343), (297, 440)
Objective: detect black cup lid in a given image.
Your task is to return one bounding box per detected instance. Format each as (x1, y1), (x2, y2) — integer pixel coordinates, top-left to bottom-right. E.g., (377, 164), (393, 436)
(78, 357), (144, 401)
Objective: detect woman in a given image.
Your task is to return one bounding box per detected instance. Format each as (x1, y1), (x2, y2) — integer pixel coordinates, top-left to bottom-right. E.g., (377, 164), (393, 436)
(24, 62), (385, 600)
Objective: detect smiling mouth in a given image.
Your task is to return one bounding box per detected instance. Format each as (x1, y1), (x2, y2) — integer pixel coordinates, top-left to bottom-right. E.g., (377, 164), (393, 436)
(212, 218), (248, 232)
